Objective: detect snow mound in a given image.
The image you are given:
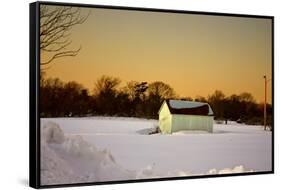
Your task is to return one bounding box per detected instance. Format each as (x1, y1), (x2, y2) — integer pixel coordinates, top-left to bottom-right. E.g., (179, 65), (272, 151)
(208, 165), (254, 174)
(136, 164), (159, 179)
(41, 140), (78, 185)
(42, 121), (65, 144)
(41, 122), (139, 185)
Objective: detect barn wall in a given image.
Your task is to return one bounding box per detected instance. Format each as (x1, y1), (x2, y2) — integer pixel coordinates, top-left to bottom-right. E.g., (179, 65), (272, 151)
(159, 102), (172, 134)
(171, 115), (213, 133)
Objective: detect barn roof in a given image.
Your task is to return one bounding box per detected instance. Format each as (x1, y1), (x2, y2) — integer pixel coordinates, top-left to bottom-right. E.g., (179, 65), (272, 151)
(161, 99), (214, 116)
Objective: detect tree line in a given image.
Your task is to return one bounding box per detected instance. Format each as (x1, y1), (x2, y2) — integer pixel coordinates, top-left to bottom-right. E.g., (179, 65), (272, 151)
(204, 90), (272, 126)
(40, 75), (272, 126)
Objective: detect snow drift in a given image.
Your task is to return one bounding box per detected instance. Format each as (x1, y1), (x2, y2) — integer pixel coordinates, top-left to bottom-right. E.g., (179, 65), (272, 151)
(41, 121), (135, 185)
(40, 118), (270, 185)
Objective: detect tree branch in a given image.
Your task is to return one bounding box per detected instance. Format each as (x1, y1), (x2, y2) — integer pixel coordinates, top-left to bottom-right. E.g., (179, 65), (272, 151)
(41, 46), (81, 66)
(40, 5), (90, 67)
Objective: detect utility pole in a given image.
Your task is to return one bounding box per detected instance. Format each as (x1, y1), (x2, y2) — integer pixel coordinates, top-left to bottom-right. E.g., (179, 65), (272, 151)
(263, 75), (271, 131)
(263, 75), (267, 130)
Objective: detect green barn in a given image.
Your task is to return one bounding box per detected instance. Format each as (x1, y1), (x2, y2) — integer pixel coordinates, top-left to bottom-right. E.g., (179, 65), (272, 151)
(158, 100), (214, 134)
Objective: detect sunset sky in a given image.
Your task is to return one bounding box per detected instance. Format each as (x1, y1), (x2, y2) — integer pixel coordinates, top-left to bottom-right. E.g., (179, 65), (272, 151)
(42, 6), (272, 103)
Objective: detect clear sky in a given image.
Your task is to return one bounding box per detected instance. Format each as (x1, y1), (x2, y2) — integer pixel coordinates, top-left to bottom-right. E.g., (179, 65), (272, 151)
(42, 6), (272, 103)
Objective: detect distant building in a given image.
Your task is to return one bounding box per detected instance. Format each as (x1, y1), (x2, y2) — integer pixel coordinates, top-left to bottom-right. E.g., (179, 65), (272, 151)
(158, 99), (214, 134)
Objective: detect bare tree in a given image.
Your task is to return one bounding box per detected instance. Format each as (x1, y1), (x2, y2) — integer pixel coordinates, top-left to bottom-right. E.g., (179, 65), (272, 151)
(93, 75), (121, 115)
(239, 92), (255, 103)
(147, 81), (176, 100)
(94, 75), (121, 96)
(194, 96), (207, 102)
(207, 90), (226, 119)
(40, 5), (90, 67)
(122, 81), (138, 100)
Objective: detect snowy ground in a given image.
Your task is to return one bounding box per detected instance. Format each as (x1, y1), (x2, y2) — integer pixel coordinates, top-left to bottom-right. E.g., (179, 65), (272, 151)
(40, 117), (272, 185)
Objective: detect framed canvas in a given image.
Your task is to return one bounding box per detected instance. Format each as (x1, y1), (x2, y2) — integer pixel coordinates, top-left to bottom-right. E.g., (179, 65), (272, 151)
(29, 1), (274, 188)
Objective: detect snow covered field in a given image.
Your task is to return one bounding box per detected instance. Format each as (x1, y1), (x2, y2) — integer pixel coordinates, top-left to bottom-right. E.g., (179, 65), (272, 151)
(40, 117), (272, 185)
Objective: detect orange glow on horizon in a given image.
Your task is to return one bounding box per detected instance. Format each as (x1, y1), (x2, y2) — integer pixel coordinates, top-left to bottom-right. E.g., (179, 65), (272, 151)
(42, 6), (272, 104)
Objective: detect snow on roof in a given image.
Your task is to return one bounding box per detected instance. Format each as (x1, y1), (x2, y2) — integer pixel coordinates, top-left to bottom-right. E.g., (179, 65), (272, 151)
(169, 100), (206, 109)
(165, 99), (214, 116)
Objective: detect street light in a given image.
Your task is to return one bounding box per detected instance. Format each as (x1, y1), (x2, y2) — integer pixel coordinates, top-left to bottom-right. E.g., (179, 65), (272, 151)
(263, 75), (271, 130)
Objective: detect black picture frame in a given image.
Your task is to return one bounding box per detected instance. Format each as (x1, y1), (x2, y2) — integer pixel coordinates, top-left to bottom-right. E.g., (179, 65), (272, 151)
(30, 1), (274, 189)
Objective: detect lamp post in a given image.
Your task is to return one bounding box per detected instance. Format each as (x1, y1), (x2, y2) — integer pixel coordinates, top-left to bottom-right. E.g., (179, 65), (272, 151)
(263, 75), (271, 130)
